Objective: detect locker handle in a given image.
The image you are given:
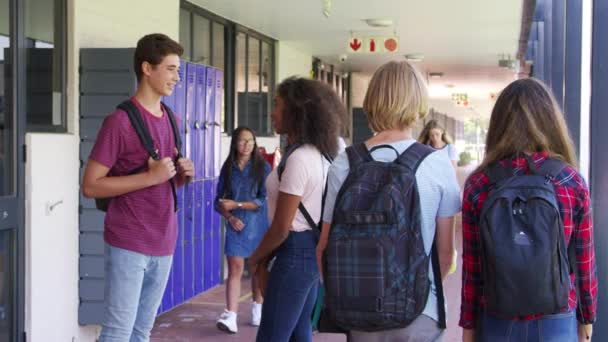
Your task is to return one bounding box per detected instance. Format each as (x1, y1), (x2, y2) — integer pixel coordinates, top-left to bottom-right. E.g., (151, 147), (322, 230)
(212, 121), (220, 127)
(204, 121), (212, 129)
(194, 121), (201, 130)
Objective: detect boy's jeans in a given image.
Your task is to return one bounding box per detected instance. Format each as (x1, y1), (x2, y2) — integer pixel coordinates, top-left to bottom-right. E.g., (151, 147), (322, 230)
(99, 244), (172, 342)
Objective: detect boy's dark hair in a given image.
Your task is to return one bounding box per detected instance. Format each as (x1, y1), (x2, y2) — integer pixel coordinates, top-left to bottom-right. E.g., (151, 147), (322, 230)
(134, 33), (184, 82)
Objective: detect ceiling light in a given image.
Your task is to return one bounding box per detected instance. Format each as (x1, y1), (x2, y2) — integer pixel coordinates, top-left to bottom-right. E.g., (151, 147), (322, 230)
(429, 72), (444, 79)
(364, 18), (393, 28)
(404, 53), (424, 62)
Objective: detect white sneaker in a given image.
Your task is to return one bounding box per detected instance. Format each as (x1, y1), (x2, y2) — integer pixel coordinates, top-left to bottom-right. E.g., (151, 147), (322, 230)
(251, 302), (262, 326)
(216, 309), (238, 334)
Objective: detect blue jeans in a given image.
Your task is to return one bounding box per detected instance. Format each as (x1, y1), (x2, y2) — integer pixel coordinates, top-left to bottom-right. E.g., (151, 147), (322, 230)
(99, 244), (173, 342)
(256, 230), (320, 342)
(477, 311), (577, 342)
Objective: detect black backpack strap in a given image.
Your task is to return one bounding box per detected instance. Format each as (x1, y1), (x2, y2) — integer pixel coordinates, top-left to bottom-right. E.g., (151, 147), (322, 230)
(395, 142), (435, 173)
(117, 100), (180, 212)
(535, 158), (566, 180)
(394, 143), (445, 328)
(431, 242), (447, 329)
(486, 160), (516, 185)
(161, 101), (183, 158)
(118, 100), (159, 160)
(345, 143), (372, 170)
(277, 144), (332, 231)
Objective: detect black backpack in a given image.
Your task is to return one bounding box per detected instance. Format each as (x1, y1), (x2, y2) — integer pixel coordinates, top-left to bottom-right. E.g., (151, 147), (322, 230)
(324, 142), (446, 332)
(480, 155), (574, 316)
(94, 100), (182, 212)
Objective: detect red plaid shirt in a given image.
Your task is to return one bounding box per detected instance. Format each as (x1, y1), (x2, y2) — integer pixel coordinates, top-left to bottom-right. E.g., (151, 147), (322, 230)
(459, 152), (598, 329)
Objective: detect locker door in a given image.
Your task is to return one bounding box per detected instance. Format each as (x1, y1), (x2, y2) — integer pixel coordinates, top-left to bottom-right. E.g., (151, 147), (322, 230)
(172, 187), (185, 305)
(170, 65), (187, 306)
(194, 65), (207, 180)
(182, 183), (195, 301)
(185, 62), (196, 162)
(212, 178), (222, 286)
(194, 181), (205, 294)
(213, 69), (223, 178)
(204, 67), (216, 179)
(203, 180), (214, 290)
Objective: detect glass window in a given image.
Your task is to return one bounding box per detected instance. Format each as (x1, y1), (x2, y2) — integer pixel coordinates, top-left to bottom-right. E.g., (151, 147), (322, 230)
(235, 32), (246, 129)
(192, 14), (210, 64)
(262, 42), (273, 134)
(24, 0), (65, 131)
(212, 22), (224, 70)
(0, 33), (13, 197)
(179, 9), (191, 60)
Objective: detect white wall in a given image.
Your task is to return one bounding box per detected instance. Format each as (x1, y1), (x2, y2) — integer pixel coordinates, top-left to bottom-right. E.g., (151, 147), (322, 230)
(25, 133), (99, 342)
(67, 0), (180, 133)
(276, 40), (313, 82)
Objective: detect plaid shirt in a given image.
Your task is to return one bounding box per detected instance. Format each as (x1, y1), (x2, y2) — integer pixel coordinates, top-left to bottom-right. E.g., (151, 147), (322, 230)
(459, 152), (598, 329)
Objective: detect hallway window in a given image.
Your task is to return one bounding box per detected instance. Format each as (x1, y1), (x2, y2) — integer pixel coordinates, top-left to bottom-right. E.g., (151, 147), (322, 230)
(180, 2), (276, 136)
(25, 0), (67, 132)
(235, 30), (274, 136)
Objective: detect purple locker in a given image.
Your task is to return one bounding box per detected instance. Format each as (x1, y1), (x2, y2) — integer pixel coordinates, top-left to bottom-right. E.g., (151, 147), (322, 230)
(194, 181), (205, 294)
(212, 177), (222, 286)
(162, 60), (187, 155)
(204, 67), (216, 179)
(213, 69), (223, 178)
(185, 62), (197, 161)
(183, 182), (195, 300)
(169, 63), (187, 307)
(172, 187), (185, 305)
(203, 180), (215, 290)
(194, 65), (207, 180)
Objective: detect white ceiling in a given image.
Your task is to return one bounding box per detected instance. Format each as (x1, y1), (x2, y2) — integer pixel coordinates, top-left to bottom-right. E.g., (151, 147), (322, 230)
(191, 0), (523, 118)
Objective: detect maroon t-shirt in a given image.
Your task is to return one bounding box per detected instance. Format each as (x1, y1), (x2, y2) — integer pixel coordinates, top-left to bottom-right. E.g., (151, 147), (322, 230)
(89, 97), (179, 256)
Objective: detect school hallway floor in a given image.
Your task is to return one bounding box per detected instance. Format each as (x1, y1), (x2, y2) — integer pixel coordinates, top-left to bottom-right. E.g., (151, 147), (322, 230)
(150, 215), (465, 342)
(151, 165), (474, 342)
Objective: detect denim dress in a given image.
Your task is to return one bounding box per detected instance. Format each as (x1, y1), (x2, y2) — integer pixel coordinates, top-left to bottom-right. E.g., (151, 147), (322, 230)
(215, 161), (271, 257)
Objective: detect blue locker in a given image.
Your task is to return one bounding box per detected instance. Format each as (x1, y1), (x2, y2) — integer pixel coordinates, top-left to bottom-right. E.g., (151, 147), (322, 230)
(172, 187), (185, 305)
(204, 68), (216, 179)
(212, 177), (222, 285)
(194, 181), (205, 294)
(163, 65), (186, 311)
(185, 63), (197, 161)
(213, 69), (223, 178)
(183, 182), (195, 301)
(203, 180), (215, 290)
(194, 65), (207, 180)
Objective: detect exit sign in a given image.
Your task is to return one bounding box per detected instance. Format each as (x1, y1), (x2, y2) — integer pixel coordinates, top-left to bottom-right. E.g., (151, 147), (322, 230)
(348, 37), (399, 54)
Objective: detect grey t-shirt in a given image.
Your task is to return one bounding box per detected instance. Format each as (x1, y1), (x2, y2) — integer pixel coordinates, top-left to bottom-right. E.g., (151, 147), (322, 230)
(322, 139), (461, 322)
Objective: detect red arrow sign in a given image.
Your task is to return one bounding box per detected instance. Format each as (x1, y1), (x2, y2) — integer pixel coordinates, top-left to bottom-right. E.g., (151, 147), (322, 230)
(349, 38), (362, 51)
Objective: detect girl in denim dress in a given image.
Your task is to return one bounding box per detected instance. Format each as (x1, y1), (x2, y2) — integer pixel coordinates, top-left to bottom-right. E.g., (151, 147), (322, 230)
(215, 127), (271, 334)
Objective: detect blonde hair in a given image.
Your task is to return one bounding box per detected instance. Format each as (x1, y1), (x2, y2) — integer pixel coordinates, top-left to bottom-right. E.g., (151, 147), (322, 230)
(476, 77), (577, 173)
(363, 61), (428, 132)
(418, 119), (453, 145)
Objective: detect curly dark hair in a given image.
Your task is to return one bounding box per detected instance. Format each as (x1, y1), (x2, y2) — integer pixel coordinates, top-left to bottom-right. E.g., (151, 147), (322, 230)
(219, 127), (268, 199)
(277, 77), (344, 158)
(134, 33), (184, 82)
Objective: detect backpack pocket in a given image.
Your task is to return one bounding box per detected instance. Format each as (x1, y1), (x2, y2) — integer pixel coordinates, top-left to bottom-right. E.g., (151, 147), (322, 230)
(326, 238), (387, 307)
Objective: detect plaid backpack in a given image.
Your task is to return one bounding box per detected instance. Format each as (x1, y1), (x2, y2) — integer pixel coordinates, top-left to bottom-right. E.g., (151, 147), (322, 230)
(324, 142), (446, 331)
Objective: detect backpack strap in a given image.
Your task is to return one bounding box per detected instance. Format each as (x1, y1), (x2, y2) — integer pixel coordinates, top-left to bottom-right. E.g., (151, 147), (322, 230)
(161, 101), (183, 158)
(345, 143), (373, 170)
(118, 100), (159, 160)
(117, 100), (180, 212)
(277, 144), (332, 230)
(395, 143), (445, 329)
(395, 142), (435, 173)
(535, 158), (566, 180)
(486, 159), (516, 185)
